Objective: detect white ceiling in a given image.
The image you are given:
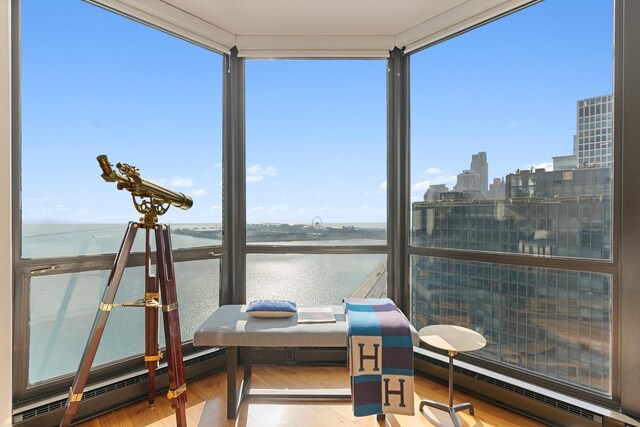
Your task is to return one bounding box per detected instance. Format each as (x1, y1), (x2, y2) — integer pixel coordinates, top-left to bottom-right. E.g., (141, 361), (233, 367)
(90, 0), (536, 57)
(160, 0), (470, 37)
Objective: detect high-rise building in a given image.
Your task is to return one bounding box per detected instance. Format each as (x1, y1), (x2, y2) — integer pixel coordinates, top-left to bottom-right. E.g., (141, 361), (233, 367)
(423, 184), (449, 202)
(412, 166), (612, 393)
(487, 177), (505, 200)
(454, 151), (488, 195)
(552, 154), (577, 171)
(576, 95), (613, 168)
(552, 95), (612, 170)
(505, 167), (611, 200)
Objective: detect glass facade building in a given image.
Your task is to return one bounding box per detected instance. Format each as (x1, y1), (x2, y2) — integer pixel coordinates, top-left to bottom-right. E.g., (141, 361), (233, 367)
(577, 95), (613, 168)
(413, 166), (612, 394)
(412, 256), (611, 394)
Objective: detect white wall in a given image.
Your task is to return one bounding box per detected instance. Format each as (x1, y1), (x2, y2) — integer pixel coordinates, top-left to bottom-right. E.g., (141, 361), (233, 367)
(0, 1), (12, 426)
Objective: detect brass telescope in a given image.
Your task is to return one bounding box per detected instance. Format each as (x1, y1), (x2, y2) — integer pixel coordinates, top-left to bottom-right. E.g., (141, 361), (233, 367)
(97, 154), (193, 226)
(61, 157), (191, 427)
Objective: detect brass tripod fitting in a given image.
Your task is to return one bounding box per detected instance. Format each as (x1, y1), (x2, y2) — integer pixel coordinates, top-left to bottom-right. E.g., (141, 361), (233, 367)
(167, 383), (187, 400)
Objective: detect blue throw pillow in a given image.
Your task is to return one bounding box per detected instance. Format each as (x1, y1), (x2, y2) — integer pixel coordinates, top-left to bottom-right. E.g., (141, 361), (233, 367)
(246, 300), (297, 318)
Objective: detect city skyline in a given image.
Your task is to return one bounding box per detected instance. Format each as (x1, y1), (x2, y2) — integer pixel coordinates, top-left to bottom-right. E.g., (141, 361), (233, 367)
(420, 92), (613, 203)
(21, 0), (612, 225)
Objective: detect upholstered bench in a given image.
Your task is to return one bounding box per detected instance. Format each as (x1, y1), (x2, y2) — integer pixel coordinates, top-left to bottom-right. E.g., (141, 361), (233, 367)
(193, 304), (420, 419)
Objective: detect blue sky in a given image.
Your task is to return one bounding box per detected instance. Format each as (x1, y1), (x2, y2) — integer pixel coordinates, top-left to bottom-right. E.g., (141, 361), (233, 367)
(21, 0), (612, 225)
(22, 0), (223, 224)
(410, 0), (613, 198)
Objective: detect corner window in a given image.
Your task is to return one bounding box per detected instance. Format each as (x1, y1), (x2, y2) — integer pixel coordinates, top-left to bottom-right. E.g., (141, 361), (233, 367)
(19, 0), (223, 388)
(410, 0), (614, 396)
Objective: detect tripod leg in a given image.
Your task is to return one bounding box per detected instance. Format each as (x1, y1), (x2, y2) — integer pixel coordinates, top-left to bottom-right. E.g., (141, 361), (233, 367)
(155, 224), (187, 427)
(59, 222), (139, 427)
(144, 227), (160, 405)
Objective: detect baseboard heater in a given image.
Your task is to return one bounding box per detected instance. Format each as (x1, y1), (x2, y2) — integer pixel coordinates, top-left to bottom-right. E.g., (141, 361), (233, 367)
(414, 350), (640, 427)
(13, 349), (226, 426)
(15, 348), (640, 427)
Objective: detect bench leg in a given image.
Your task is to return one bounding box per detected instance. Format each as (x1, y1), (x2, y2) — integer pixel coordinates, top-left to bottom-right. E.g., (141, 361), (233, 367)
(244, 347), (252, 382)
(227, 346), (237, 419)
(227, 346), (253, 419)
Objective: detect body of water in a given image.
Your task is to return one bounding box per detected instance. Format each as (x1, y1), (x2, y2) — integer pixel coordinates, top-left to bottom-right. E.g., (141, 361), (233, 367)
(25, 223), (386, 384)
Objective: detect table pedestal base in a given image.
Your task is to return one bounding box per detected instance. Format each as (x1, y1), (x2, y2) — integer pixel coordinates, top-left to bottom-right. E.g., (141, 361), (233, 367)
(419, 400), (474, 427)
(419, 351), (474, 427)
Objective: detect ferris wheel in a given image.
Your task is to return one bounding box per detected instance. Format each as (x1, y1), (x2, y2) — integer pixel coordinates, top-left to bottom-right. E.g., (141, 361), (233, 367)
(311, 216), (323, 230)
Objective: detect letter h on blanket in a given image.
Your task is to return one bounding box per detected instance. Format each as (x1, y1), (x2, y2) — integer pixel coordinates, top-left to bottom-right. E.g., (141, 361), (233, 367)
(345, 298), (415, 417)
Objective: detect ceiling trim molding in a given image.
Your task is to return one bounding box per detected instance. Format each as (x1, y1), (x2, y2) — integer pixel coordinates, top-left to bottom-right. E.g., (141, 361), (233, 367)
(86, 0), (537, 59)
(236, 35), (394, 58)
(86, 0), (235, 54)
(237, 49), (391, 59)
(397, 0), (537, 53)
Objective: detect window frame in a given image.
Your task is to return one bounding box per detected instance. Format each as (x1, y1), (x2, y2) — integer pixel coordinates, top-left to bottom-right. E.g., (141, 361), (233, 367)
(10, 0), (640, 421)
(11, 2), (226, 402)
(228, 53), (394, 308)
(405, 0), (623, 409)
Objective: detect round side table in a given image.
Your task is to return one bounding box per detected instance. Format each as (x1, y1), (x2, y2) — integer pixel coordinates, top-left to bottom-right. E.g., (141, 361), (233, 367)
(418, 325), (487, 427)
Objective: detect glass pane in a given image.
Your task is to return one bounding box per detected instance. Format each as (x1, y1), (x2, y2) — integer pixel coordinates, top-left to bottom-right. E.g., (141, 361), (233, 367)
(412, 195), (610, 258)
(247, 254), (387, 305)
(246, 60), (387, 245)
(410, 0), (613, 260)
(412, 256), (612, 395)
(29, 259), (219, 384)
(21, 0), (223, 259)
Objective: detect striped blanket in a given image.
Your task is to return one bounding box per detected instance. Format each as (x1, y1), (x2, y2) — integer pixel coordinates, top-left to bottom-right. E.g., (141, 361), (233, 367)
(344, 298), (415, 417)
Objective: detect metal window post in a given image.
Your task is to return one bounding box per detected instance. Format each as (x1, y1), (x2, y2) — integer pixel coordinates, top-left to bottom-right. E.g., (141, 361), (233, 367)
(387, 47), (411, 314)
(221, 47), (246, 305)
(618, 0), (640, 418)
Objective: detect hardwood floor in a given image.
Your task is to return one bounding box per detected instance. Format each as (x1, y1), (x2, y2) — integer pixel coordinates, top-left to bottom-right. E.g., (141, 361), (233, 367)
(78, 365), (547, 426)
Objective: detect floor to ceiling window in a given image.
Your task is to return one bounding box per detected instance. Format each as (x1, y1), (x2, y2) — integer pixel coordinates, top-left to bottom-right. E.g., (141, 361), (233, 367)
(410, 0), (614, 398)
(245, 60), (388, 305)
(14, 0), (640, 424)
(17, 0), (223, 394)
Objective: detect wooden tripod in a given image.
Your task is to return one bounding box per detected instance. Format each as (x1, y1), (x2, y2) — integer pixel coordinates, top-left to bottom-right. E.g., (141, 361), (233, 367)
(59, 221), (187, 426)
